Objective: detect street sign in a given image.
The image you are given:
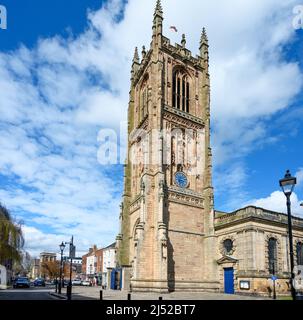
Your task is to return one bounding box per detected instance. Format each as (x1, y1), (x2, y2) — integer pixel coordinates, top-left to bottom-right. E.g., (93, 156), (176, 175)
(271, 276), (277, 281)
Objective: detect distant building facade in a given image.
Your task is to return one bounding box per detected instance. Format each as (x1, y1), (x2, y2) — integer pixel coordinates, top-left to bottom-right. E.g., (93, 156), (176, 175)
(39, 252), (56, 279)
(81, 252), (89, 279)
(62, 256), (82, 280)
(30, 258), (40, 280)
(82, 246), (103, 285)
(102, 242), (117, 289)
(72, 257), (82, 276)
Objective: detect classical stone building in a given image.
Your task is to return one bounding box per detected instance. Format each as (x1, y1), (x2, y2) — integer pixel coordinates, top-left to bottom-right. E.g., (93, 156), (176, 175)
(116, 0), (303, 296)
(39, 252), (56, 278)
(215, 206), (303, 296)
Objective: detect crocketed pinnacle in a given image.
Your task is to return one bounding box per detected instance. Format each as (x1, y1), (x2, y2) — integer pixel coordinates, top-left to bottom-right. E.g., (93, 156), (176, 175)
(142, 46), (146, 59)
(132, 47), (139, 64)
(200, 27), (208, 47)
(154, 0), (163, 17)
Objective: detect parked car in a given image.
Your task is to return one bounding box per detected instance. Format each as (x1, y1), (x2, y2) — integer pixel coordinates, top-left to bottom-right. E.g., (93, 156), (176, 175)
(72, 279), (82, 286)
(34, 278), (46, 287)
(13, 277), (30, 288)
(81, 280), (91, 286)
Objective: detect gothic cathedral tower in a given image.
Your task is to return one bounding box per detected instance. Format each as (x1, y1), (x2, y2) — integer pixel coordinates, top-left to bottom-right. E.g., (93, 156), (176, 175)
(116, 0), (219, 292)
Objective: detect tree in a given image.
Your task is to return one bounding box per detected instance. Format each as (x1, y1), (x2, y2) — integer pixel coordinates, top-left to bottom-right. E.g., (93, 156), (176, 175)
(41, 260), (60, 280)
(0, 204), (24, 267)
(41, 260), (73, 281)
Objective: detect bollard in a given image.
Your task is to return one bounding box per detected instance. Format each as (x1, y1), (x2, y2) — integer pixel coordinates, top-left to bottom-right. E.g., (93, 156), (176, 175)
(100, 290), (103, 300)
(159, 297), (163, 300)
(127, 293), (131, 300)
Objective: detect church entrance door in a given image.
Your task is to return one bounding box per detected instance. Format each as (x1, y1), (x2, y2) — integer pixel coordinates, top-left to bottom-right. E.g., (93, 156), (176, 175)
(224, 267), (234, 294)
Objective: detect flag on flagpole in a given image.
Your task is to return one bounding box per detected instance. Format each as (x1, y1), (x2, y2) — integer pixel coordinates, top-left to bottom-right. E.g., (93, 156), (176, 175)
(170, 26), (178, 32)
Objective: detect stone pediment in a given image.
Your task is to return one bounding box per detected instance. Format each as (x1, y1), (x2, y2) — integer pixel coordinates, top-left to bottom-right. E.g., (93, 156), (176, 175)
(217, 255), (238, 265)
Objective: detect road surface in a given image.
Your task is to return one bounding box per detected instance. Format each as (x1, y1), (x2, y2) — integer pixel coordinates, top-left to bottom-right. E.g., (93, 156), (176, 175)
(0, 287), (56, 300)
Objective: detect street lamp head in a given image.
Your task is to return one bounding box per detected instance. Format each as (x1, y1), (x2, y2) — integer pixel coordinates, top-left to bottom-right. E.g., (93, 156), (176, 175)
(279, 170), (296, 196)
(59, 241), (66, 252)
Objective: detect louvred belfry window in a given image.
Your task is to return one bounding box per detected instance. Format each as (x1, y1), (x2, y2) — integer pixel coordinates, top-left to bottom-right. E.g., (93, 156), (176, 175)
(173, 70), (190, 113)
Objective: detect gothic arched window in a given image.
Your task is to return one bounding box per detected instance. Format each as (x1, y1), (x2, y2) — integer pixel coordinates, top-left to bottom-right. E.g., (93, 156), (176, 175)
(297, 242), (303, 266)
(268, 238), (278, 274)
(172, 70), (190, 113)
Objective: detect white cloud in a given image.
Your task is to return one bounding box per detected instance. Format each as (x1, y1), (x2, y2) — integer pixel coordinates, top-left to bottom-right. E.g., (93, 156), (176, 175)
(0, 0), (302, 256)
(296, 168), (303, 186)
(22, 226), (94, 258)
(248, 191), (303, 218)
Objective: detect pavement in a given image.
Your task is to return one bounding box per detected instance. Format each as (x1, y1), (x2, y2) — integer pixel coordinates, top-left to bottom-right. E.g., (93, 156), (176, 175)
(0, 285), (271, 300)
(53, 286), (269, 300)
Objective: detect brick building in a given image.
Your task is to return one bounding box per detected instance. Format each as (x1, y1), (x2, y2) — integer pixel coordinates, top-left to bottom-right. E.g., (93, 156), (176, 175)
(82, 245), (103, 285)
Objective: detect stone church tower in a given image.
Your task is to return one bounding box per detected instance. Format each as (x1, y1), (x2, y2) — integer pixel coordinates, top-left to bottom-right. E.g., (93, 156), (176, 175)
(116, 0), (219, 292)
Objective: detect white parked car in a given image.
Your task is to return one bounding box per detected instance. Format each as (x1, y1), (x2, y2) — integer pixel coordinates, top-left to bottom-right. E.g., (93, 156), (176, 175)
(72, 279), (82, 286)
(81, 280), (91, 286)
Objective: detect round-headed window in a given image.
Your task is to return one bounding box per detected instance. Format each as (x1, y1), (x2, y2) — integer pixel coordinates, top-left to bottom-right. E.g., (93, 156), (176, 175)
(223, 239), (234, 255)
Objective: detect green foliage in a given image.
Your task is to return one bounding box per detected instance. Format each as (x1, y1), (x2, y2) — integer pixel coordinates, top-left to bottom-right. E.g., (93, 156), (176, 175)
(0, 203), (24, 265)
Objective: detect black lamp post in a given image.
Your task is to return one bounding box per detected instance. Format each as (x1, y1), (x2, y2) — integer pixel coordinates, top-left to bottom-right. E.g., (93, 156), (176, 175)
(65, 236), (74, 301)
(279, 170), (297, 300)
(58, 241), (65, 294)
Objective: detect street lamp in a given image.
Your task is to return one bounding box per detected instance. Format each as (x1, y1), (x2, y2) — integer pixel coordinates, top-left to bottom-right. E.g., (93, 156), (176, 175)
(58, 241), (65, 294)
(279, 170), (297, 300)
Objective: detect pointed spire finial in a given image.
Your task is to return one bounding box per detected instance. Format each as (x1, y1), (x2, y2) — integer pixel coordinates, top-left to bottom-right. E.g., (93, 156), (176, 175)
(181, 34), (186, 48)
(199, 27), (209, 62)
(200, 27), (208, 47)
(152, 0), (163, 47)
(142, 46), (146, 60)
(133, 47), (139, 63)
(131, 47), (140, 79)
(154, 0), (163, 17)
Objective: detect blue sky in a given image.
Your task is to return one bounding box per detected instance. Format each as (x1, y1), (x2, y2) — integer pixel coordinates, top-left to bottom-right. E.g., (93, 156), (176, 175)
(0, 0), (303, 257)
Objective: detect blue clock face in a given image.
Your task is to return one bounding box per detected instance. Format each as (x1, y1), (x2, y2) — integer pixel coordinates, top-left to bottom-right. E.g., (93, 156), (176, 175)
(175, 172), (188, 188)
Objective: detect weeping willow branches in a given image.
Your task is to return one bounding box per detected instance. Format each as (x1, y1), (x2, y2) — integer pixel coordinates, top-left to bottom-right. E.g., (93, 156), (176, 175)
(0, 204), (24, 265)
